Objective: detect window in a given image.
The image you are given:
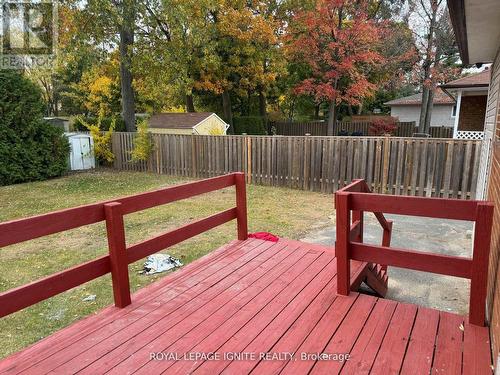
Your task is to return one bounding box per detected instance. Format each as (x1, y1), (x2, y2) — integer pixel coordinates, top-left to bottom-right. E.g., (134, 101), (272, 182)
(451, 104), (457, 117)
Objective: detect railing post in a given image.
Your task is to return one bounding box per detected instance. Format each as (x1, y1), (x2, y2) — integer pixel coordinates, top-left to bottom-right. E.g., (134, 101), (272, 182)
(104, 202), (131, 308)
(469, 202), (494, 326)
(235, 173), (248, 241)
(336, 191), (351, 295)
(381, 220), (393, 272)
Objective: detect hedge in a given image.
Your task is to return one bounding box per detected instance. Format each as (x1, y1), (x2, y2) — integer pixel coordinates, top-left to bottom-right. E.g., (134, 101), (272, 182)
(0, 70), (69, 185)
(233, 116), (267, 135)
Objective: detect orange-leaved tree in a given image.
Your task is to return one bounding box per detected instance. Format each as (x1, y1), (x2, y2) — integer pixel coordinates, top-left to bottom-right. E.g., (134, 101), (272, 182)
(288, 0), (386, 135)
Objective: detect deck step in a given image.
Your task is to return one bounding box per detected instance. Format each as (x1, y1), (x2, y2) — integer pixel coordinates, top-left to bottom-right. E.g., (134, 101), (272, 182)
(360, 263), (388, 298)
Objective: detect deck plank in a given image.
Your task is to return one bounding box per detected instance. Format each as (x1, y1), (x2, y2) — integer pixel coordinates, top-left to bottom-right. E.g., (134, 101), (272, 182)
(309, 294), (377, 374)
(462, 323), (492, 374)
(0, 238), (492, 375)
(340, 298), (398, 374)
(369, 302), (418, 374)
(279, 294), (359, 375)
(431, 311), (465, 375)
(400, 307), (440, 374)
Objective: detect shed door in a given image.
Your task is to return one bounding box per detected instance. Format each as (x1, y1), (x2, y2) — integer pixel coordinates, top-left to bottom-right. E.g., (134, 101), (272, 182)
(79, 137), (92, 169)
(71, 138), (84, 170)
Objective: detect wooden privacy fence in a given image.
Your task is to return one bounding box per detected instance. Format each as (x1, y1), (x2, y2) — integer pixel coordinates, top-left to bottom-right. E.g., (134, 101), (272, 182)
(111, 133), (482, 199)
(272, 121), (453, 138)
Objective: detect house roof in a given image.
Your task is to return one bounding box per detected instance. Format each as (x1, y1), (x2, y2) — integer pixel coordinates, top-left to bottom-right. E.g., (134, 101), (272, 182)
(149, 112), (214, 129)
(447, 0), (500, 64)
(440, 70), (490, 89)
(384, 89), (455, 106)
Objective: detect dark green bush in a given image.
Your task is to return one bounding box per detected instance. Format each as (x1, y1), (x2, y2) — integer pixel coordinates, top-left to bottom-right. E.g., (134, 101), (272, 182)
(233, 116), (267, 135)
(0, 70), (69, 186)
(73, 116), (126, 132)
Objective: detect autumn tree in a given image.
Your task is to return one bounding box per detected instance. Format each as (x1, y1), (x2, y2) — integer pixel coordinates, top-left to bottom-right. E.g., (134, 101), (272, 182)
(288, 0), (386, 135)
(192, 1), (280, 131)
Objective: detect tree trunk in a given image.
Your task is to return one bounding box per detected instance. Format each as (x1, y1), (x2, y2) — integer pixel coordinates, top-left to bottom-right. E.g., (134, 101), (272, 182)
(119, 0), (136, 132)
(423, 89), (434, 134)
(222, 91), (233, 133)
(418, 87), (430, 133)
(357, 102), (363, 115)
(314, 103), (320, 119)
(185, 94), (195, 112)
(347, 104), (353, 117)
(327, 99), (336, 136)
(259, 89), (267, 123)
(418, 0), (438, 134)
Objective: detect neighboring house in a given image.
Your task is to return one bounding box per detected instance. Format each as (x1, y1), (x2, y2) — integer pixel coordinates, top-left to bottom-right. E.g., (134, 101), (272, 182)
(447, 0), (500, 366)
(148, 112), (229, 135)
(384, 89), (456, 127)
(440, 69), (490, 140)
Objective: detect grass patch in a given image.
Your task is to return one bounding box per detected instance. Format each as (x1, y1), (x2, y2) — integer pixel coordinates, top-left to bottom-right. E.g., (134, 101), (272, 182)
(0, 169), (333, 358)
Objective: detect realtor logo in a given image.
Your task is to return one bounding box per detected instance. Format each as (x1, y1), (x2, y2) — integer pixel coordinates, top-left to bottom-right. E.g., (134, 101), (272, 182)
(0, 0), (57, 69)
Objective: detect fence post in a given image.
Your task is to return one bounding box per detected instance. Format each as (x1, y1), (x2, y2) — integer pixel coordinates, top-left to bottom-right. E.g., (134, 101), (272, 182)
(336, 191), (351, 295)
(235, 172), (248, 241)
(246, 136), (252, 184)
(104, 202), (131, 308)
(469, 202), (494, 326)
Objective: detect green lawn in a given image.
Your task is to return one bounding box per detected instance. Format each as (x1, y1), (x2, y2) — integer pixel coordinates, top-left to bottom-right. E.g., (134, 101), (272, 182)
(0, 169), (333, 359)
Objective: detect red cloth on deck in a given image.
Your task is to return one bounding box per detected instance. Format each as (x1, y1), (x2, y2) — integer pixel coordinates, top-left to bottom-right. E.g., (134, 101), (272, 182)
(248, 232), (279, 242)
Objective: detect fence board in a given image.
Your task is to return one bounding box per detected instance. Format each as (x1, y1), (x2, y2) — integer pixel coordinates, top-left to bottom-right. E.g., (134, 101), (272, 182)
(110, 133), (481, 199)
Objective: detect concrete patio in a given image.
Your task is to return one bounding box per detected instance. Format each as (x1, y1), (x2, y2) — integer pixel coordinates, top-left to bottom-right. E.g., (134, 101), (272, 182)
(301, 214), (473, 314)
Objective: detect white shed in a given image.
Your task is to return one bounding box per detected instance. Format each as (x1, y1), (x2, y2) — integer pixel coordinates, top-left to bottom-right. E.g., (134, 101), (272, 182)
(65, 133), (95, 170)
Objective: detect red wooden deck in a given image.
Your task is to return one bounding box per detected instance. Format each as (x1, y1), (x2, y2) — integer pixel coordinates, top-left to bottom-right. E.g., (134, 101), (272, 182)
(0, 238), (491, 374)
(0, 173), (494, 374)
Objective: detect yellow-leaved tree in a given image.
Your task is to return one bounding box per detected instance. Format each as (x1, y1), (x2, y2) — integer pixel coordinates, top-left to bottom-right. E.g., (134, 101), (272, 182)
(131, 119), (154, 162)
(77, 111), (115, 164)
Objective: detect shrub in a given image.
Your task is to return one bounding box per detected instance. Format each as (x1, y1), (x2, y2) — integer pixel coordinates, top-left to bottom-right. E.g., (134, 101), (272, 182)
(369, 117), (398, 136)
(131, 119), (154, 162)
(77, 114), (115, 163)
(0, 70), (69, 186)
(233, 116), (267, 135)
(73, 116), (126, 132)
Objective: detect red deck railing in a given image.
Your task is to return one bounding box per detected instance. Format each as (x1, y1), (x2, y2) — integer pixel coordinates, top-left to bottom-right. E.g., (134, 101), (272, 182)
(335, 179), (494, 326)
(0, 173), (248, 317)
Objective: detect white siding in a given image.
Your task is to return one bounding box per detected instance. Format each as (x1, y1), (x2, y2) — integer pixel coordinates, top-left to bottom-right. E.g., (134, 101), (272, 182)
(390, 105), (455, 127)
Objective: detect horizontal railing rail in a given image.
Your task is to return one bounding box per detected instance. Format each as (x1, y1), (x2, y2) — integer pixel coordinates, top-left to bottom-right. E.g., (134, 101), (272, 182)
(0, 173), (248, 317)
(335, 179), (494, 326)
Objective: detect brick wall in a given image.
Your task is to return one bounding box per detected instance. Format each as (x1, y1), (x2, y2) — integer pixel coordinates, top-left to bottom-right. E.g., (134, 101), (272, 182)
(484, 48), (500, 359)
(458, 95), (488, 131)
